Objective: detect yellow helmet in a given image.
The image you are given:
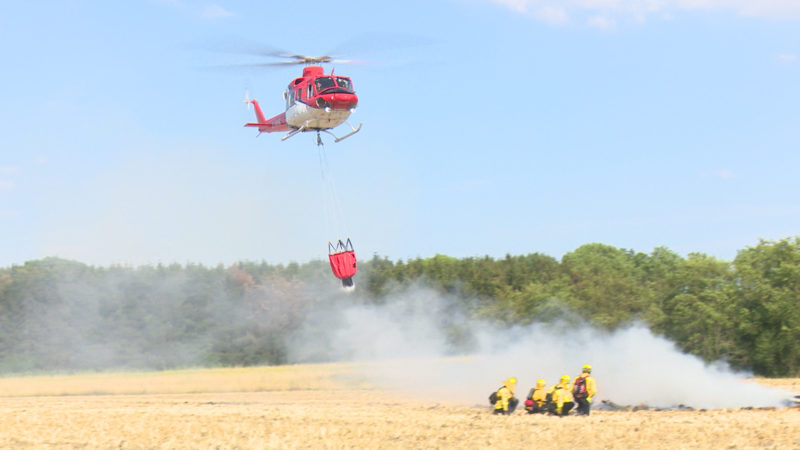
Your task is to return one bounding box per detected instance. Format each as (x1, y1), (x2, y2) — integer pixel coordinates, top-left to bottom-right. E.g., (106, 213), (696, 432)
(560, 375), (570, 382)
(536, 379), (546, 386)
(507, 377), (517, 385)
(582, 364), (592, 373)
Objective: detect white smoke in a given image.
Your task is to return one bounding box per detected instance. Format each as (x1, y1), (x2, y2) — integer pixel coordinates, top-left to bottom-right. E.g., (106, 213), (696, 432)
(12, 265), (793, 409)
(290, 285), (795, 409)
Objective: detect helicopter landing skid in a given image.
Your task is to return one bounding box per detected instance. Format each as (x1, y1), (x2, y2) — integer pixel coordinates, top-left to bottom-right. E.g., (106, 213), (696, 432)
(281, 123), (308, 141)
(285, 121), (362, 145)
(322, 122), (363, 144)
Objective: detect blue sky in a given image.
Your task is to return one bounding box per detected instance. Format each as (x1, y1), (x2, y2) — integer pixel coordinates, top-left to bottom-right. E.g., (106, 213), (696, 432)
(1, 0), (798, 267)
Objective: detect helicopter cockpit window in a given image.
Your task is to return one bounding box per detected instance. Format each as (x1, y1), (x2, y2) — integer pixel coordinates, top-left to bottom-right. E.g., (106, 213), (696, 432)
(314, 77), (336, 92)
(314, 76), (354, 94)
(335, 77), (353, 91)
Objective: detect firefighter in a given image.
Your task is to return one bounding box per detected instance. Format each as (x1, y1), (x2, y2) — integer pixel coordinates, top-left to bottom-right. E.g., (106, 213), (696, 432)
(573, 364), (598, 416)
(524, 379), (549, 414)
(550, 375), (575, 416)
(493, 377), (519, 415)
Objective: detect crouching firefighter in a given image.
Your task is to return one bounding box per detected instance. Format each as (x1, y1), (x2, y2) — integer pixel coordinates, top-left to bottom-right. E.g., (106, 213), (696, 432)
(549, 375), (575, 417)
(491, 377), (519, 415)
(524, 379), (549, 414)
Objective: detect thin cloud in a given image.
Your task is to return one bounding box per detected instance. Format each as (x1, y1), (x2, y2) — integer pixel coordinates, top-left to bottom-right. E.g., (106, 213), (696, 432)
(0, 210), (20, 218)
(728, 1), (800, 18)
(588, 15), (617, 29)
(537, 6), (569, 25)
(148, 0), (183, 8)
(150, 0), (235, 20)
(485, 0), (800, 25)
(201, 4), (235, 19)
(492, 0), (530, 13)
(775, 53), (797, 63)
(0, 167), (16, 190)
(711, 168), (737, 180)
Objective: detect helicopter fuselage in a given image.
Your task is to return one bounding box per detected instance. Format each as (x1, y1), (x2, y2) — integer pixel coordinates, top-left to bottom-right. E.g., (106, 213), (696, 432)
(284, 66), (358, 130)
(285, 93), (355, 130)
(244, 65), (361, 142)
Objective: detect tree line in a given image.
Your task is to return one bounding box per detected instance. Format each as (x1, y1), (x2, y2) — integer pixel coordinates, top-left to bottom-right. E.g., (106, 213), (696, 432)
(1, 237), (798, 376)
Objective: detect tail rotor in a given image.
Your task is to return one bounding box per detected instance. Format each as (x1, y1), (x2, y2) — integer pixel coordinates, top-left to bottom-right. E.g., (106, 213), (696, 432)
(242, 90), (253, 112)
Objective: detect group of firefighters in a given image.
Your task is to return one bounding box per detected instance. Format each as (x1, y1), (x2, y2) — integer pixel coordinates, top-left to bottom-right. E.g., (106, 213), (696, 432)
(492, 365), (597, 416)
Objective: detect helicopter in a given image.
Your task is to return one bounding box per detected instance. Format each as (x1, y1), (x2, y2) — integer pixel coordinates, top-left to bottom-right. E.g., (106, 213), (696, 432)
(230, 48), (362, 287)
(243, 53), (362, 144)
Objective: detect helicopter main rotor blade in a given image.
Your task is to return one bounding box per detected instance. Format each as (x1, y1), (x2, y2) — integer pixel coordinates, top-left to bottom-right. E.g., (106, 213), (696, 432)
(201, 62), (303, 71)
(201, 39), (373, 72)
(204, 40), (335, 62)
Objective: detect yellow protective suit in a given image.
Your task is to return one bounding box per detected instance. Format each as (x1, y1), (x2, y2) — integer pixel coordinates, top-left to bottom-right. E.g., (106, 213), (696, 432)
(573, 372), (598, 415)
(551, 380), (574, 415)
(531, 380), (548, 408)
(494, 378), (517, 414)
(573, 374), (597, 402)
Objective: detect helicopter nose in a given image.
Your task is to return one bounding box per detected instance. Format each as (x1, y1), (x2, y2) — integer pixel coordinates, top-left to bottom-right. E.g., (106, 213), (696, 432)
(319, 93), (358, 111)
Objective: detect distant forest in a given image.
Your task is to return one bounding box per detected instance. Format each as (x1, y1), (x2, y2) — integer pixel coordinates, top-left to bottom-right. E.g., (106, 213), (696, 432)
(1, 237), (799, 377)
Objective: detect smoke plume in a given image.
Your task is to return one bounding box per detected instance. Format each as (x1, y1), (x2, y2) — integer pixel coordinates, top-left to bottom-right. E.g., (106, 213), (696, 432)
(5, 262), (794, 409)
(290, 284), (795, 409)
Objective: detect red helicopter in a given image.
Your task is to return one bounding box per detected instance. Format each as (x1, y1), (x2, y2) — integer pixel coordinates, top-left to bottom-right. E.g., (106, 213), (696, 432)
(234, 50), (360, 288)
(243, 53), (362, 144)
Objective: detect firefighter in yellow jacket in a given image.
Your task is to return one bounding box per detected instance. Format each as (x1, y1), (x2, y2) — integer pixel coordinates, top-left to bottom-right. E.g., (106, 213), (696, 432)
(572, 364), (598, 416)
(493, 377), (519, 415)
(524, 379), (549, 414)
(549, 375), (575, 416)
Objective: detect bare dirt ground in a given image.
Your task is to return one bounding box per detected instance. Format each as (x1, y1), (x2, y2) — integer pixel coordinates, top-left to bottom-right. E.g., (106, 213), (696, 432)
(0, 367), (798, 449)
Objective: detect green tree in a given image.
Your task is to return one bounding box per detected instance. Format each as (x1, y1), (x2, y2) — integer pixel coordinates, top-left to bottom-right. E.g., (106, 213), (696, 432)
(730, 238), (800, 376)
(658, 253), (738, 363)
(560, 243), (652, 329)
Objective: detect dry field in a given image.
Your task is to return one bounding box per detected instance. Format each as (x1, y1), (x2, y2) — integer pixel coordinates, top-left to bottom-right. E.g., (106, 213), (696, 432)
(0, 363), (798, 449)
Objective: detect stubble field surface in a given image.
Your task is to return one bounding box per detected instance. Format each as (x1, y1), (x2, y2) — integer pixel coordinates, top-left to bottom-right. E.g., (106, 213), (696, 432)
(0, 363), (798, 449)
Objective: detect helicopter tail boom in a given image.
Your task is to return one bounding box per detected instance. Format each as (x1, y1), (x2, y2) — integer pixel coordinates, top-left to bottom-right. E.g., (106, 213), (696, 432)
(250, 99), (267, 123)
(244, 100), (289, 133)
